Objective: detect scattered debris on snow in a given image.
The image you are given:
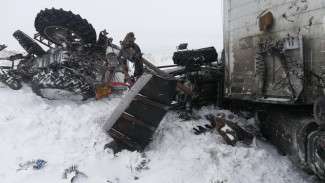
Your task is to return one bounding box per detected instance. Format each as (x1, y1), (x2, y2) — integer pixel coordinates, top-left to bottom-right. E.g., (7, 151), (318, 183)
(62, 165), (87, 183)
(17, 159), (47, 171)
(0, 53), (321, 183)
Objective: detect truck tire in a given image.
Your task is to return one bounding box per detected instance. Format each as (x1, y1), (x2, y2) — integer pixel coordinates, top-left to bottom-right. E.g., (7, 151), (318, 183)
(34, 8), (97, 45)
(31, 70), (94, 100)
(13, 30), (46, 57)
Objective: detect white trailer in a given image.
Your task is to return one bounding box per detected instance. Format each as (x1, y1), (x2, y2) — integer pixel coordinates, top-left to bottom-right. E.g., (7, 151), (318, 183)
(223, 1), (325, 179)
(223, 0), (325, 104)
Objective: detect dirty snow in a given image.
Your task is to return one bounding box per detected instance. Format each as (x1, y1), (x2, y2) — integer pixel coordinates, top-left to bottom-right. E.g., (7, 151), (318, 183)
(0, 50), (321, 183)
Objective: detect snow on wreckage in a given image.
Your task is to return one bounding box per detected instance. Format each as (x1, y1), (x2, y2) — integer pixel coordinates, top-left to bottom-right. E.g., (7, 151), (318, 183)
(1, 8), (129, 101)
(0, 7), (220, 180)
(0, 7), (221, 151)
(0, 7), (324, 182)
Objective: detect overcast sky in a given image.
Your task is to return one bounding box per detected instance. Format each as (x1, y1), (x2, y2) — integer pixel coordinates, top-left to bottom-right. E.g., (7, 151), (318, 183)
(0, 0), (223, 55)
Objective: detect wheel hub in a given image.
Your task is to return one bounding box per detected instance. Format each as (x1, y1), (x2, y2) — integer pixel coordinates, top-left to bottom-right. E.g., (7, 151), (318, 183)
(44, 26), (83, 45)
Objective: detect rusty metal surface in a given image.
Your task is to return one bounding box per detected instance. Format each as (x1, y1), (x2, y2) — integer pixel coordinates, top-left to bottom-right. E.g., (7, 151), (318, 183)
(134, 95), (169, 110)
(224, 0), (325, 104)
(108, 128), (142, 150)
(122, 113), (156, 132)
(259, 12), (273, 31)
(212, 116), (254, 146)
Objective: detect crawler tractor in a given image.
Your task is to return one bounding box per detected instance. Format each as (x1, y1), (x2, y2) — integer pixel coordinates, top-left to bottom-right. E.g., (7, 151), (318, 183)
(0, 8), (128, 100)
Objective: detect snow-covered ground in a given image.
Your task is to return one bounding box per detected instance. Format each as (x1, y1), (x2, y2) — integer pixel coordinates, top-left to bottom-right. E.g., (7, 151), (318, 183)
(0, 51), (321, 183)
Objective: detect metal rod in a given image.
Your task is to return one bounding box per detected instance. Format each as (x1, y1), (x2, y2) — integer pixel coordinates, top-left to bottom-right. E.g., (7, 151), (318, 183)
(157, 64), (178, 69)
(141, 58), (195, 96)
(135, 94), (169, 110)
(122, 113), (156, 131)
(141, 58), (167, 77)
(108, 128), (141, 150)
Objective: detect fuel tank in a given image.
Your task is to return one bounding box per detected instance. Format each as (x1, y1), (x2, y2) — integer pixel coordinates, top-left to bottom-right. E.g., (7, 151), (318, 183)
(256, 105), (325, 178)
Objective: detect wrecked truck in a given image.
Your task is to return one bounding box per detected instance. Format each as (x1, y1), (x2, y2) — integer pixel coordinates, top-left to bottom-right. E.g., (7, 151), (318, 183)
(0, 3), (323, 180)
(103, 0), (325, 180)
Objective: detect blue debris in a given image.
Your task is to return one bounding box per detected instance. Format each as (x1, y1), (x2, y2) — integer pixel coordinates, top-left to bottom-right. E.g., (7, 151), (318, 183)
(33, 159), (47, 169)
(17, 159), (47, 171)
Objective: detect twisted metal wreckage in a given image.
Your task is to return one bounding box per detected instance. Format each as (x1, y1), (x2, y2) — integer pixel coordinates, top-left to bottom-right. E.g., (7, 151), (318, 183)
(1, 4), (325, 180)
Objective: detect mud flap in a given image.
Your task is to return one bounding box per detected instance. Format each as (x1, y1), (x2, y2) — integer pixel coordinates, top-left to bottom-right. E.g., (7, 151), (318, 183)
(102, 73), (177, 151)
